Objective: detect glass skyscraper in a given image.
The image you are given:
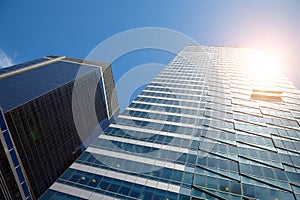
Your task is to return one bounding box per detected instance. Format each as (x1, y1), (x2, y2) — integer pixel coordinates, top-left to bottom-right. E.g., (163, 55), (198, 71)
(42, 46), (300, 200)
(0, 56), (119, 200)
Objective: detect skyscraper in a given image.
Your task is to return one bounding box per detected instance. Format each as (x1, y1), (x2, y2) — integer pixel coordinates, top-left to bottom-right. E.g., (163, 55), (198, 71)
(0, 56), (119, 200)
(42, 46), (300, 200)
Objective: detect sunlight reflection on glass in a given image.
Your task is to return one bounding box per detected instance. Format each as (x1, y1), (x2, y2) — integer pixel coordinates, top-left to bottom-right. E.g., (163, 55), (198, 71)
(247, 50), (282, 90)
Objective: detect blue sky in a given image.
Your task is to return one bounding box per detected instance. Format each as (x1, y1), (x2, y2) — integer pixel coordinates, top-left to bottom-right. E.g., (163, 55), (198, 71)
(1, 0), (300, 110)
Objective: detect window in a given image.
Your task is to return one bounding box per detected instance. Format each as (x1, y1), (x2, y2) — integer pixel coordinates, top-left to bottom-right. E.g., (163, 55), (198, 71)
(251, 88), (282, 102)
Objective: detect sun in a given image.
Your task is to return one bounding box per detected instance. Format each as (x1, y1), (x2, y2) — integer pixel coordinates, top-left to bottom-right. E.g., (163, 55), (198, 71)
(247, 50), (282, 87)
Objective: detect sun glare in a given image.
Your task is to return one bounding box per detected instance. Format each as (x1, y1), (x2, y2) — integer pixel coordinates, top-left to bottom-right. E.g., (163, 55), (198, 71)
(247, 50), (282, 85)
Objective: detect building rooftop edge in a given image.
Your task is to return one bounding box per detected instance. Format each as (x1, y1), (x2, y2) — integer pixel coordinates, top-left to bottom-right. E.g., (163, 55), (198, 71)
(45, 55), (110, 68)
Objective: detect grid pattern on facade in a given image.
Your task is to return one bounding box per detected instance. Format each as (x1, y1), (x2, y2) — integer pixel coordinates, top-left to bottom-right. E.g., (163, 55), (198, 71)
(0, 57), (117, 199)
(42, 46), (300, 200)
(0, 59), (97, 113)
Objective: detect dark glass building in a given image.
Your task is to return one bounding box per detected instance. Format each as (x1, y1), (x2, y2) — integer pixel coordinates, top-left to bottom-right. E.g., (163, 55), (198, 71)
(0, 56), (119, 200)
(42, 46), (300, 200)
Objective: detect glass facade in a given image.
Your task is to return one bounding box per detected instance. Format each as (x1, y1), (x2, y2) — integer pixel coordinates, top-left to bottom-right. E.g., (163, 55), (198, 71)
(43, 46), (300, 200)
(0, 57), (119, 199)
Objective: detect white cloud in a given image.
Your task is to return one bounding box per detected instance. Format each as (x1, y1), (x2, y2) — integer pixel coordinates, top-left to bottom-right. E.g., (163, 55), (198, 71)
(0, 49), (14, 68)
